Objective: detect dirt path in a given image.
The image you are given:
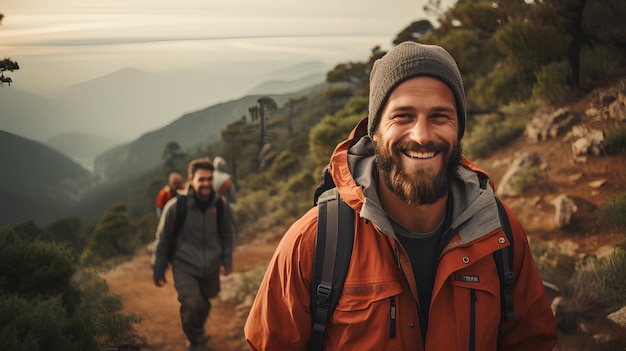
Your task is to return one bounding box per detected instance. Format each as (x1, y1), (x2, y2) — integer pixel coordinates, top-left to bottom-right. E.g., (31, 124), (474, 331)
(103, 237), (280, 351)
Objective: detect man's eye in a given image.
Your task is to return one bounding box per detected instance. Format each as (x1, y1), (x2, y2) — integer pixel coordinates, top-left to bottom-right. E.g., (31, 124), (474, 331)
(432, 114), (453, 121)
(394, 113), (413, 119)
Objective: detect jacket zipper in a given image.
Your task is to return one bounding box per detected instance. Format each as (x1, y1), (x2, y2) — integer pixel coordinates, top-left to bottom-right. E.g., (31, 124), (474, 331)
(390, 296), (396, 339)
(469, 289), (477, 351)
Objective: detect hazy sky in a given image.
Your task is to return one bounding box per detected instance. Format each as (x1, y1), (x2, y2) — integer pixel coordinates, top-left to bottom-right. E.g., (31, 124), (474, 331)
(1, 0), (450, 94)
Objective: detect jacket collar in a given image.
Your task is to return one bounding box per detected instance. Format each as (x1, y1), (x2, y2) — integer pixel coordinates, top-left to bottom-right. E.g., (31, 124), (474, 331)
(328, 117), (502, 243)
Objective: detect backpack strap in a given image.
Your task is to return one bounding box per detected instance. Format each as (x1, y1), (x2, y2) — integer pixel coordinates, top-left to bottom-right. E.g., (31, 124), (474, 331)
(309, 189), (355, 351)
(216, 196), (224, 235)
(493, 197), (515, 321)
(218, 179), (232, 197)
(168, 194), (187, 262)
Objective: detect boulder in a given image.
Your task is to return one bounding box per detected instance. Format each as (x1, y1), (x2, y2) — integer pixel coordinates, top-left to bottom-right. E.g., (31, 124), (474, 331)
(607, 306), (626, 329)
(607, 92), (626, 124)
(496, 152), (541, 197)
(552, 194), (578, 228)
(571, 129), (605, 157)
(526, 108), (576, 143)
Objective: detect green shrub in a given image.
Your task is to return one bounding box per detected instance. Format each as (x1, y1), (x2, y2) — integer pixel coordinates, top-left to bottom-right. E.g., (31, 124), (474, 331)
(0, 226), (141, 351)
(74, 268), (142, 348)
(469, 62), (533, 110)
(0, 295), (98, 351)
(234, 189), (286, 240)
(0, 229), (82, 310)
(282, 171), (316, 216)
(532, 60), (571, 105)
(510, 166), (538, 194)
(530, 241), (576, 286)
(464, 103), (532, 159)
(597, 192), (626, 227)
(604, 124), (626, 155)
(220, 266), (267, 303)
(568, 249), (626, 309)
(309, 97), (365, 168)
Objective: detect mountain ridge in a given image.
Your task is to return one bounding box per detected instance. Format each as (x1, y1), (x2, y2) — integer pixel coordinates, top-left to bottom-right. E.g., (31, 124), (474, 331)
(93, 81), (329, 182)
(0, 130), (96, 225)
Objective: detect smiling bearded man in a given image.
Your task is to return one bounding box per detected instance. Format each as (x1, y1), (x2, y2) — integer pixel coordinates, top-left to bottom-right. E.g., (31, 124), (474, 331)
(375, 139), (462, 206)
(244, 42), (557, 351)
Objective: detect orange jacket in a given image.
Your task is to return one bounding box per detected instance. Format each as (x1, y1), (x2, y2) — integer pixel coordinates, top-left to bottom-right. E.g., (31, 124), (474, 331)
(244, 118), (557, 350)
(155, 185), (177, 209)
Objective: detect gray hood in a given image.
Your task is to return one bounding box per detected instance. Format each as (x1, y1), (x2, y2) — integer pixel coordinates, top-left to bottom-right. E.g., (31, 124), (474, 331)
(345, 134), (501, 247)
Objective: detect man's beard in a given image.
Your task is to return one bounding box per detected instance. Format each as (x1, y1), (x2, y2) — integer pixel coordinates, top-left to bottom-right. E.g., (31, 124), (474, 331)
(375, 139), (462, 206)
(194, 186), (215, 202)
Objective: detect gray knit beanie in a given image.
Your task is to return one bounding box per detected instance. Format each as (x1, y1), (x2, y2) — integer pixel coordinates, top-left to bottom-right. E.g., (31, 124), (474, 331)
(368, 41), (466, 140)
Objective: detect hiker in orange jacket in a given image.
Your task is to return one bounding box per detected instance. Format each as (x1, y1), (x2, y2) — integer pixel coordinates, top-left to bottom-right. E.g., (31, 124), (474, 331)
(155, 172), (186, 218)
(244, 42), (557, 350)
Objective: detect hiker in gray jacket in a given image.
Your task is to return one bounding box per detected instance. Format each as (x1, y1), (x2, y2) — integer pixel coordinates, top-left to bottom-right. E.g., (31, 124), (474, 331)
(212, 156), (237, 204)
(153, 157), (235, 351)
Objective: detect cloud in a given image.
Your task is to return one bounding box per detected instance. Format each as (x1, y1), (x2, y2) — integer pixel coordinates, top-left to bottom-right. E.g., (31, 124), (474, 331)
(2, 0), (439, 92)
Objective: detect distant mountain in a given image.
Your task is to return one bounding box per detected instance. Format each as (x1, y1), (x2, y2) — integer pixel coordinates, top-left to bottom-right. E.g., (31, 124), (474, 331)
(1, 60), (332, 145)
(55, 61), (331, 141)
(258, 61), (331, 81)
(246, 72), (326, 95)
(0, 130), (96, 225)
(55, 67), (197, 141)
(0, 88), (71, 141)
(93, 82), (329, 182)
(45, 132), (124, 171)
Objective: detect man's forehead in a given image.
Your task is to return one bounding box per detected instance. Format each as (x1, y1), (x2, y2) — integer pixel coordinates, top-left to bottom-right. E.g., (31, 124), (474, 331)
(193, 169), (213, 178)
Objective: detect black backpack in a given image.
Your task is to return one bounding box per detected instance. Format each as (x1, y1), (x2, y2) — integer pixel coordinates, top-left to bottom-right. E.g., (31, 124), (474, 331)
(167, 194), (224, 261)
(308, 176), (515, 351)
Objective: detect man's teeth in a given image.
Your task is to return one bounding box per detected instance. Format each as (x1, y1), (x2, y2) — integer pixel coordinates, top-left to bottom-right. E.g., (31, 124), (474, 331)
(405, 151), (435, 159)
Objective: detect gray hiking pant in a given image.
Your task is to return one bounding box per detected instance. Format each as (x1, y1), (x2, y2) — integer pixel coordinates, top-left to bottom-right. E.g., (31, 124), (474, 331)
(172, 267), (220, 344)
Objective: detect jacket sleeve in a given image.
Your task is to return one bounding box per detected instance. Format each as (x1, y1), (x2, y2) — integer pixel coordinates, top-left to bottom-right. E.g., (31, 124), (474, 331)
(155, 187), (168, 208)
(152, 199), (178, 279)
(219, 198), (235, 269)
(244, 209), (318, 350)
(498, 204), (558, 351)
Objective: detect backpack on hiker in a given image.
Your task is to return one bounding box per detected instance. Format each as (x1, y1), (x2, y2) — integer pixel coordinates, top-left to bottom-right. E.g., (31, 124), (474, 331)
(308, 166), (515, 351)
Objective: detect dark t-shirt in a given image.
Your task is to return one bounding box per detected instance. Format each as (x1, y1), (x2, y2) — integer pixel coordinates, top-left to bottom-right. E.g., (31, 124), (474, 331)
(392, 215), (445, 345)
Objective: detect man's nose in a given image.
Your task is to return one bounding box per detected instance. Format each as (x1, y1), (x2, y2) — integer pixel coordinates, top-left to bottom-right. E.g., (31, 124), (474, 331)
(409, 117), (433, 145)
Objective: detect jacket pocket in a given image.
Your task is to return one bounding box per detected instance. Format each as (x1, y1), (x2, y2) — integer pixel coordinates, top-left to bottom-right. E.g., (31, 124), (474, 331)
(337, 281), (403, 309)
(332, 281), (403, 343)
(449, 263), (500, 295)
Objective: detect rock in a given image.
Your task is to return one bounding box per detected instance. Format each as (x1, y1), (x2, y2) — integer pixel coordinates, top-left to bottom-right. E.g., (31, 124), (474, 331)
(572, 137), (591, 156)
(593, 333), (612, 344)
(608, 92), (626, 124)
(526, 108), (576, 143)
(552, 194), (578, 228)
(607, 306), (626, 329)
(588, 179), (607, 188)
(568, 173), (583, 182)
(496, 152), (541, 197)
(551, 295), (564, 315)
(558, 239), (579, 256)
(585, 107), (600, 117)
(571, 129), (605, 157)
(572, 156), (588, 165)
(595, 245), (616, 259)
(571, 124), (589, 138)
